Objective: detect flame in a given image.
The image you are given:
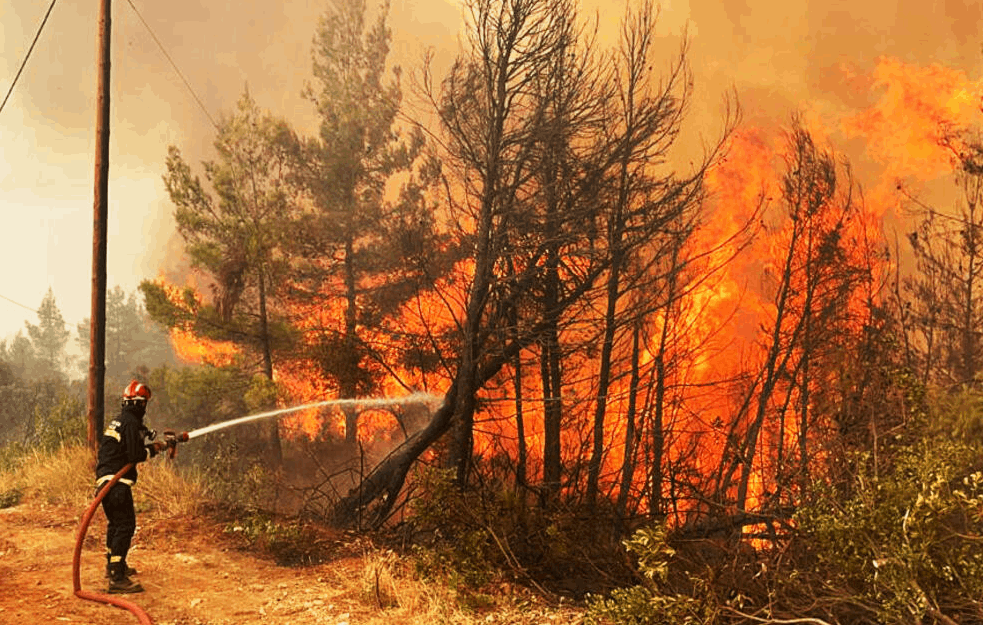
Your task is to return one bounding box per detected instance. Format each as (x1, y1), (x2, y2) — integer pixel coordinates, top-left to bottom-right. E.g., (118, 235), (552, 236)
(148, 275), (241, 367)
(843, 57), (983, 181)
(169, 327), (239, 367)
(153, 55), (983, 523)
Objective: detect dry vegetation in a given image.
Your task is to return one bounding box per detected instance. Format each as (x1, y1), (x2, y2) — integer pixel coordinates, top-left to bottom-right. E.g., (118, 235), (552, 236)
(0, 445), (587, 625)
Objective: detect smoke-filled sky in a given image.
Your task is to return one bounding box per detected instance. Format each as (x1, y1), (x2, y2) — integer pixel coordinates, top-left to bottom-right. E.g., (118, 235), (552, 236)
(1, 0), (981, 349)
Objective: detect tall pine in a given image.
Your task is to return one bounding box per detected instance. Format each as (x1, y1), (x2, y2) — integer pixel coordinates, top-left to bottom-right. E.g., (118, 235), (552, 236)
(290, 0), (439, 444)
(143, 89), (299, 463)
(26, 288), (69, 380)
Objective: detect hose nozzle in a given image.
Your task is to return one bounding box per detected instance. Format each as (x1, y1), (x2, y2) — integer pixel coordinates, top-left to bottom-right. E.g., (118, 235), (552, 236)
(162, 430), (190, 459)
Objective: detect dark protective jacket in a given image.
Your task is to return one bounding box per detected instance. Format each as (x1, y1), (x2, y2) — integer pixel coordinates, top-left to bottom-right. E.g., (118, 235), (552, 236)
(95, 404), (156, 485)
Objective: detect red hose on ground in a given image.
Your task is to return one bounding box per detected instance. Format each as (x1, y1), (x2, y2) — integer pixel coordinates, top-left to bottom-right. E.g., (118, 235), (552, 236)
(72, 462), (153, 625)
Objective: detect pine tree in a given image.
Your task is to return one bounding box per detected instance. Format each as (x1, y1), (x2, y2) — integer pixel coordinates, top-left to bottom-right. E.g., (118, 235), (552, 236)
(143, 89), (300, 464)
(289, 0), (441, 444)
(25, 288), (69, 379)
(77, 286), (175, 391)
(146, 89), (298, 377)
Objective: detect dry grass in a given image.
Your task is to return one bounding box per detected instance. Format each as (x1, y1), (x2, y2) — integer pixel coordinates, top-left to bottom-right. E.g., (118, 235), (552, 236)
(1, 444), (93, 508)
(136, 459), (210, 519)
(349, 547), (585, 625)
(360, 549), (404, 609)
(0, 444), (209, 518)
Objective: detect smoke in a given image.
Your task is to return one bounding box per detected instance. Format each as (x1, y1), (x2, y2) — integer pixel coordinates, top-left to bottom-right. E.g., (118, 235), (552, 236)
(0, 0), (462, 334)
(1, 0), (980, 334)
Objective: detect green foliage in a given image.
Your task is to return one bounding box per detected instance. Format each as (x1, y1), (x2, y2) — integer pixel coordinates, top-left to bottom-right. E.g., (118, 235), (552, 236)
(147, 364), (252, 436)
(292, 0), (446, 404)
(623, 525), (674, 583)
(143, 364), (284, 505)
(0, 376), (85, 451)
(407, 467), (632, 600)
(1, 331), (35, 380)
(410, 468), (498, 589)
(31, 392), (85, 450)
(926, 386), (983, 443)
(139, 281), (197, 329)
(159, 89), (297, 374)
(0, 486), (22, 509)
(795, 435), (983, 623)
(77, 286), (175, 383)
(244, 373), (279, 412)
(224, 510), (323, 566)
(586, 585), (706, 625)
(585, 525), (709, 625)
(207, 449), (280, 511)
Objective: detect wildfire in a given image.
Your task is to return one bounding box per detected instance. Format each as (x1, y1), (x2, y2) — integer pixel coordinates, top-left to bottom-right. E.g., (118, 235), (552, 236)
(169, 327), (239, 367)
(152, 53), (983, 522)
(843, 56), (983, 181)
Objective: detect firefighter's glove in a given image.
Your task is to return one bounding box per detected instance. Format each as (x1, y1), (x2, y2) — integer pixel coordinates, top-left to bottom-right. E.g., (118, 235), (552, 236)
(147, 441), (167, 458)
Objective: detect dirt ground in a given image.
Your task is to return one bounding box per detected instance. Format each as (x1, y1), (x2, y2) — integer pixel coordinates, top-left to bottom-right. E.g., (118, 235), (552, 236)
(0, 499), (586, 625)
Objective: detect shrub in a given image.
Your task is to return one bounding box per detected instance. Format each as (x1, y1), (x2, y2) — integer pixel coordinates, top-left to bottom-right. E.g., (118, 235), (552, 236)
(409, 468), (499, 590)
(223, 511), (325, 566)
(584, 524), (710, 625)
(0, 486), (22, 508)
(0, 441), (27, 473)
(795, 437), (983, 623)
(407, 466), (632, 599)
(32, 392), (86, 451)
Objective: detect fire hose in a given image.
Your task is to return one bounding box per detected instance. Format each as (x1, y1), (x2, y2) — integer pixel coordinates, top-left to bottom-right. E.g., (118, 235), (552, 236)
(72, 430), (188, 624)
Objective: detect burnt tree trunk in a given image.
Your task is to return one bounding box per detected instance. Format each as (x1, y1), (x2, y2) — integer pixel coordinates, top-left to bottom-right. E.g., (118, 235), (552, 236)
(540, 258), (563, 502)
(342, 233), (360, 446)
(257, 266), (282, 466)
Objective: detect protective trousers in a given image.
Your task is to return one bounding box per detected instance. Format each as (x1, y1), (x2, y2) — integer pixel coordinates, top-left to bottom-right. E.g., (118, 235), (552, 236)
(98, 481), (136, 580)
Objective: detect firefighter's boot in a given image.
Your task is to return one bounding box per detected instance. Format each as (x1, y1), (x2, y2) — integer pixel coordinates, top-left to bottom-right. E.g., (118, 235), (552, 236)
(105, 553), (137, 578)
(107, 575), (144, 594)
(107, 562), (144, 594)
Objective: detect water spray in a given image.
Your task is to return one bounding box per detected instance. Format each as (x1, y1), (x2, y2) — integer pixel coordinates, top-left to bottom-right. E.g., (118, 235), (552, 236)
(73, 392), (441, 624)
(185, 391), (442, 439)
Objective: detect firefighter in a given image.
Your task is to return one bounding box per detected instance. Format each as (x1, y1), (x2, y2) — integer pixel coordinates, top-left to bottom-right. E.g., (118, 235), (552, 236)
(95, 379), (165, 594)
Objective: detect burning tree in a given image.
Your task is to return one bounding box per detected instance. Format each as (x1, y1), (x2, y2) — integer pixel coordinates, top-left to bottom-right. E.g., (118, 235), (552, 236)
(286, 0), (448, 445)
(329, 0), (734, 528)
(142, 89), (299, 462)
(710, 120), (878, 523)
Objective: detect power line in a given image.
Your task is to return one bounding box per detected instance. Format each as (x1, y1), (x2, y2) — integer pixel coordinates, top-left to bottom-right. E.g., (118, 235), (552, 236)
(0, 0), (59, 117)
(0, 293), (38, 314)
(123, 0), (219, 130)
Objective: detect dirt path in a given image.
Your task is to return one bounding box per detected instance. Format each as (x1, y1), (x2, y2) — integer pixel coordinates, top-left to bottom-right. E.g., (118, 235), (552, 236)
(0, 501), (369, 625)
(0, 500), (585, 625)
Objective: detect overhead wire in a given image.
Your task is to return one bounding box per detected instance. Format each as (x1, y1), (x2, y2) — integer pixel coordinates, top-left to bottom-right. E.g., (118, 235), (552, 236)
(0, 293), (39, 314)
(122, 0), (219, 130)
(0, 0), (59, 116)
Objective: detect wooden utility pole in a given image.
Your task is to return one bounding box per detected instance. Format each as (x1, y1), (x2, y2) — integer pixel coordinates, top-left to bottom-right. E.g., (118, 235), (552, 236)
(87, 0), (111, 452)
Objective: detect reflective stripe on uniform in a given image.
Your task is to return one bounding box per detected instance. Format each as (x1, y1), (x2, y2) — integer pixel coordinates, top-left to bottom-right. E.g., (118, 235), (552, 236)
(110, 555), (123, 563)
(104, 429), (121, 442)
(96, 474), (134, 487)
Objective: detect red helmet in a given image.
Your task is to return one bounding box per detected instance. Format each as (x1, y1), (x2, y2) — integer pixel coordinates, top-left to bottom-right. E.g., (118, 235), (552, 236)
(122, 380), (152, 405)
